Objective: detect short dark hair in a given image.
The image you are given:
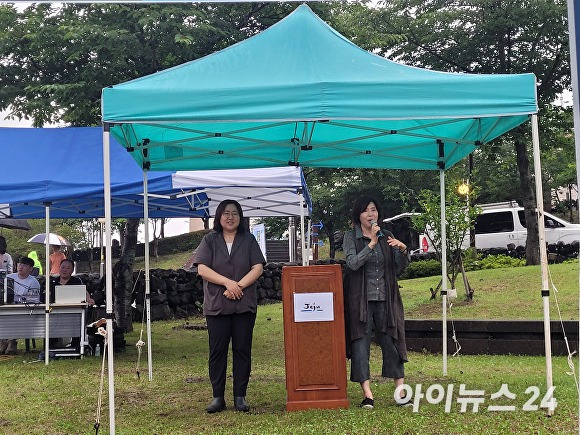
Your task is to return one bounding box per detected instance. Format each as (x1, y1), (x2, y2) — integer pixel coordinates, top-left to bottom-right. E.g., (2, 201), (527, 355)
(213, 200), (246, 233)
(0, 236), (6, 254)
(19, 257), (34, 267)
(60, 258), (75, 269)
(351, 195), (381, 226)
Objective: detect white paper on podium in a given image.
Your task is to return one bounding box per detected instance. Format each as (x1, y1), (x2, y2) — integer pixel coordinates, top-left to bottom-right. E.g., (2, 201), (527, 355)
(293, 292), (334, 322)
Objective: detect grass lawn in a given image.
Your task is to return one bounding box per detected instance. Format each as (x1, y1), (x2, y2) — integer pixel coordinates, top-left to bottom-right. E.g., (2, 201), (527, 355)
(133, 251), (193, 271)
(0, 300), (578, 434)
(1, 259), (577, 433)
(402, 261), (579, 320)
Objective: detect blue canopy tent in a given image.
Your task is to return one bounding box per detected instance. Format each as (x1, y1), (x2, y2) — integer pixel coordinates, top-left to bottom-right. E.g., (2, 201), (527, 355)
(0, 126), (311, 376)
(101, 5), (551, 429)
(0, 127), (207, 219)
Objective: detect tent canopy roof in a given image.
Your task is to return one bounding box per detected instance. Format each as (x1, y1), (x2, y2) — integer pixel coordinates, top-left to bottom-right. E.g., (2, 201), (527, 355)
(102, 4), (538, 172)
(0, 127), (310, 219)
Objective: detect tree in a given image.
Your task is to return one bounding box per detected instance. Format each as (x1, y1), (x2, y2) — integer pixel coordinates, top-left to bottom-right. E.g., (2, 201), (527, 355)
(113, 218), (139, 333)
(0, 2), (343, 126)
(368, 0), (570, 264)
(538, 106), (577, 220)
(412, 184), (481, 300)
(305, 168), (439, 258)
(151, 218), (168, 257)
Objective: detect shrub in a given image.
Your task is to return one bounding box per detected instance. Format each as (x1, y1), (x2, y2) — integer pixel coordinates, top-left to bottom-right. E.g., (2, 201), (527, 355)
(479, 254), (525, 269)
(400, 259), (441, 279)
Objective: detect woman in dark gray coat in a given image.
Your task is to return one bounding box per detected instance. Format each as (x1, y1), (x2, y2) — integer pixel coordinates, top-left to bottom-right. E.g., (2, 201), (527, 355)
(194, 200), (265, 413)
(343, 195), (409, 409)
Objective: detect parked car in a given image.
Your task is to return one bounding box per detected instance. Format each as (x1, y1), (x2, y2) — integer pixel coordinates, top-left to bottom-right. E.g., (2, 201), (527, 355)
(472, 201), (580, 249)
(396, 201), (580, 252)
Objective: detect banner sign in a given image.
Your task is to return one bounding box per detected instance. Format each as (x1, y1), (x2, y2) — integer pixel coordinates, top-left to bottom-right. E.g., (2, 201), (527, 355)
(251, 223), (267, 261)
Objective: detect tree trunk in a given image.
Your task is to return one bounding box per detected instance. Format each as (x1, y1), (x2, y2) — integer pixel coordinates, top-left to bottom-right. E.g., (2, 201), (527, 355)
(515, 140), (540, 265)
(113, 217), (139, 333)
(152, 238), (159, 257)
(324, 222), (335, 258)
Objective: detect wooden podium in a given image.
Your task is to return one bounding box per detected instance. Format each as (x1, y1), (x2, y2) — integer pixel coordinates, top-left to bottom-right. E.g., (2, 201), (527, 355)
(282, 264), (349, 411)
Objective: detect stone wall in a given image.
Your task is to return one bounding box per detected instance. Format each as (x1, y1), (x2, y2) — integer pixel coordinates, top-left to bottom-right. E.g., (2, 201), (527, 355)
(75, 260), (339, 322)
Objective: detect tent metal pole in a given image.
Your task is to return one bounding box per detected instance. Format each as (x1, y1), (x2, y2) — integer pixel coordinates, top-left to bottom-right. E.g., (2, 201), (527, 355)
(103, 125), (116, 434)
(306, 217), (311, 264)
(531, 114), (554, 415)
(300, 194), (306, 266)
(143, 170), (153, 381)
(44, 203), (50, 366)
(440, 169), (448, 376)
(289, 217), (296, 262)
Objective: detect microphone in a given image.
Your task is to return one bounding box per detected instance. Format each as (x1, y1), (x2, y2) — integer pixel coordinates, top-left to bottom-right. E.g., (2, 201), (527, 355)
(370, 220), (384, 239)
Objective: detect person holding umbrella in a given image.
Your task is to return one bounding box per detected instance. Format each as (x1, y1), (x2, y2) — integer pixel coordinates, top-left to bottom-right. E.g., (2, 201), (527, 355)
(49, 245), (66, 276)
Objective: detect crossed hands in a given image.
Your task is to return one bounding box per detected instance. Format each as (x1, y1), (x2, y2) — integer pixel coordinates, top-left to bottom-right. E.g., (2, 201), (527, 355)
(223, 278), (244, 300)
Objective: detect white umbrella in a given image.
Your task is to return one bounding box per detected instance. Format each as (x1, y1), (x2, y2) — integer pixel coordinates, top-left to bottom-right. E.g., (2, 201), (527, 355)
(27, 232), (70, 246)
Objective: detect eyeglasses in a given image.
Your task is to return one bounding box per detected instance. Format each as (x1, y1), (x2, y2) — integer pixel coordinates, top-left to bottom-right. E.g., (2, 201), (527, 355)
(222, 212), (240, 218)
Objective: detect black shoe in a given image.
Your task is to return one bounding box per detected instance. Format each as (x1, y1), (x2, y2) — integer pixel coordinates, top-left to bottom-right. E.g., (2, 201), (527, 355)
(234, 396), (250, 412)
(206, 397), (226, 413)
(360, 397), (374, 409)
(396, 393), (412, 407)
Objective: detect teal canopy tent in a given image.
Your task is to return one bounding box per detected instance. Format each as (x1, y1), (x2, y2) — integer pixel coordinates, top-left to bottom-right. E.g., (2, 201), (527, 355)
(102, 5), (537, 172)
(101, 6), (553, 430)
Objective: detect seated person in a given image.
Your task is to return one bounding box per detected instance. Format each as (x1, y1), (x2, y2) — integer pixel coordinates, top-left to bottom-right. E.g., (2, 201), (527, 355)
(49, 259), (94, 304)
(49, 259), (94, 351)
(0, 257), (41, 355)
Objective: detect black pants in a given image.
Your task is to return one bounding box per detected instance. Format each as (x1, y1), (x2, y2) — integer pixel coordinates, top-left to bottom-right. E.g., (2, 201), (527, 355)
(206, 311), (256, 398)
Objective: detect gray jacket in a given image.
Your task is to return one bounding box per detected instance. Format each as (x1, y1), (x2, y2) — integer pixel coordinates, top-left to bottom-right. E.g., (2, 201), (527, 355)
(194, 230), (265, 316)
(342, 226), (409, 361)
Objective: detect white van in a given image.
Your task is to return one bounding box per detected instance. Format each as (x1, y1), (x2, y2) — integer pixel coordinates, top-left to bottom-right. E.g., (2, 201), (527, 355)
(473, 201), (580, 249)
(408, 201), (580, 252)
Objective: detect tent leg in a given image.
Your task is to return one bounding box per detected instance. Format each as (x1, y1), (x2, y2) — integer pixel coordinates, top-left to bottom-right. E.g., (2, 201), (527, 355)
(531, 114), (554, 415)
(439, 169), (447, 376)
(103, 124), (116, 433)
(143, 170), (153, 381)
(288, 217), (296, 262)
(44, 203), (51, 366)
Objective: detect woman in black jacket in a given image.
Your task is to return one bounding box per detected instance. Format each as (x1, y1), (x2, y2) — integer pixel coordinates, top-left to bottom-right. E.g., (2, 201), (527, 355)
(342, 195), (410, 409)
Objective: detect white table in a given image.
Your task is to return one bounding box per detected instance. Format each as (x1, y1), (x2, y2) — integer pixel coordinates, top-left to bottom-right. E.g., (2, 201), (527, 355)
(0, 303), (87, 356)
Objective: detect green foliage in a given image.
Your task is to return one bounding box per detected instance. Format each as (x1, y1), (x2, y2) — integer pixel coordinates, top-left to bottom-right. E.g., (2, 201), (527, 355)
(256, 217), (289, 239)
(377, 0), (569, 103)
(399, 259), (441, 279)
(411, 180), (481, 263)
(154, 229), (208, 256)
(470, 254), (526, 270)
(401, 253), (525, 281)
(306, 167), (439, 257)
